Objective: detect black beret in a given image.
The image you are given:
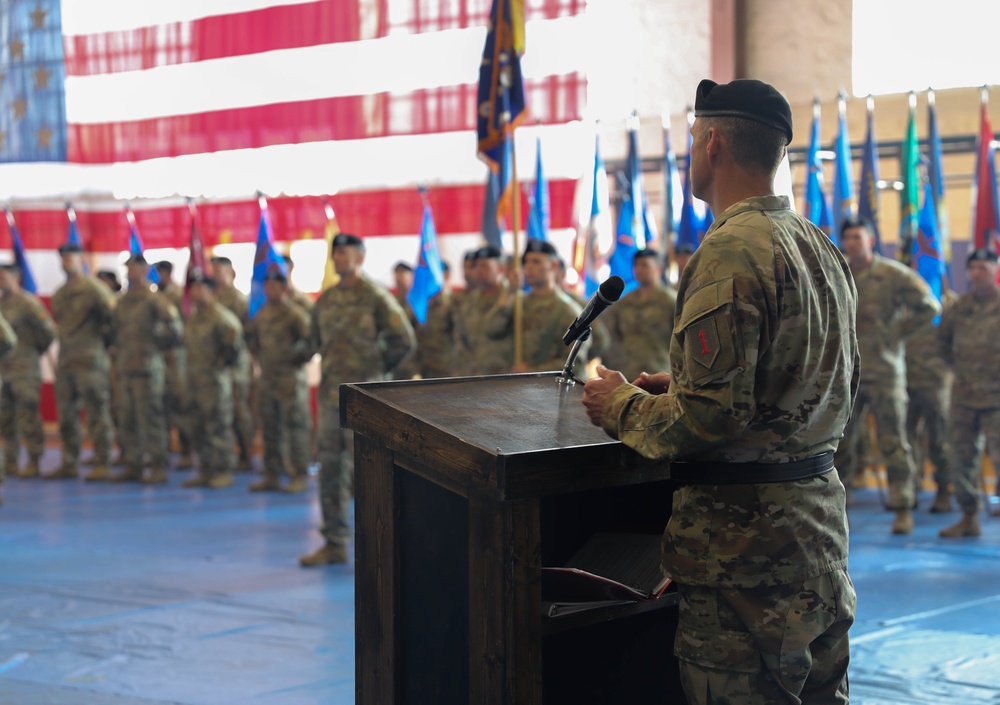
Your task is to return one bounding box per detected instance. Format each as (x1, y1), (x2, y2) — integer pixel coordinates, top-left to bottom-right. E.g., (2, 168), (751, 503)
(96, 270), (122, 291)
(694, 78), (793, 142)
(0, 262), (20, 272)
(463, 250), (478, 262)
(127, 253), (148, 266)
(331, 233), (364, 249)
(187, 267), (217, 288)
(633, 248), (661, 262)
(674, 243), (696, 255)
(471, 245), (504, 261)
(967, 248), (999, 264)
(281, 254), (294, 266)
(263, 264), (288, 283)
(58, 241), (84, 254)
(154, 260), (173, 273)
(209, 255), (232, 266)
(523, 238), (558, 257)
(393, 261), (414, 273)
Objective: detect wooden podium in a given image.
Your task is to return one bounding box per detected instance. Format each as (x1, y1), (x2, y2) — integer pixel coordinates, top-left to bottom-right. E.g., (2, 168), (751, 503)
(342, 373), (685, 704)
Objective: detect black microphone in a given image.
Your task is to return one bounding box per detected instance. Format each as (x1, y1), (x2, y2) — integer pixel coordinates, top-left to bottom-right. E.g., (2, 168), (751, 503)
(562, 275), (625, 345)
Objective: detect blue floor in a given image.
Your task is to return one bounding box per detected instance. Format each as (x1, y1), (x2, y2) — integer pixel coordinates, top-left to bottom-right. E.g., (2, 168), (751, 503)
(2, 464), (999, 704)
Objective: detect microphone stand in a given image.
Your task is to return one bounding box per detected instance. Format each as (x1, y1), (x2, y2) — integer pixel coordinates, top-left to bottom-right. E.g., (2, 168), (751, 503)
(557, 327), (591, 387)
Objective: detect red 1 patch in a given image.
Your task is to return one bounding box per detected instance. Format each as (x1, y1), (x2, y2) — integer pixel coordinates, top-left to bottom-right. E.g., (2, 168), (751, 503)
(691, 318), (721, 369)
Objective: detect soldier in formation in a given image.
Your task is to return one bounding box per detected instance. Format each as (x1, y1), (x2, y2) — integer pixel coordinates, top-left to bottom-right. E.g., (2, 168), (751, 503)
(155, 259), (195, 468)
(457, 245), (511, 375)
(418, 261), (455, 379)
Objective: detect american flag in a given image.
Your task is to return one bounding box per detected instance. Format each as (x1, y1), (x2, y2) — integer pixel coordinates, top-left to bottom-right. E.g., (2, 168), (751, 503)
(0, 0), (589, 294)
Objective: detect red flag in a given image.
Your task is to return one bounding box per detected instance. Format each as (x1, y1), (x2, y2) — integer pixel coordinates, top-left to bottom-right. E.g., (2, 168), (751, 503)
(183, 202), (207, 315)
(972, 95), (1000, 251)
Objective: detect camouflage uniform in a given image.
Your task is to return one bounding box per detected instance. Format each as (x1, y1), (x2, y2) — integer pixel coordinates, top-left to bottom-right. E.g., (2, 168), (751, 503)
(457, 282), (511, 375)
(602, 284), (677, 382)
(312, 275), (415, 548)
(449, 287), (474, 373)
(938, 288), (1000, 515)
(246, 298), (314, 483)
(0, 312), (19, 486)
(0, 290), (55, 477)
(418, 288), (455, 379)
(905, 311), (952, 494)
(185, 301), (244, 479)
(216, 285), (255, 465)
(158, 281), (192, 458)
(288, 287), (314, 314)
(598, 196), (858, 704)
(51, 275), (116, 470)
(485, 288), (586, 375)
(833, 255), (939, 507)
(392, 291), (420, 380)
(112, 283), (183, 474)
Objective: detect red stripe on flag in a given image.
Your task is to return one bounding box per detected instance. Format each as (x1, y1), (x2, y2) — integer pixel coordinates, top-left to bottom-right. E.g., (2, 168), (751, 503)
(2, 180), (578, 251)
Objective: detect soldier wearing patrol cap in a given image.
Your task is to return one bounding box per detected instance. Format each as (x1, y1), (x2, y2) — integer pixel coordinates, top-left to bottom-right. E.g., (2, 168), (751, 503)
(182, 269), (244, 489)
(300, 233), (415, 566)
(938, 248), (1000, 537)
(244, 265), (314, 493)
(0, 262), (55, 481)
(106, 254), (183, 484)
(391, 261), (420, 380)
(49, 241), (117, 480)
(583, 78), (858, 704)
(602, 248), (677, 382)
(457, 245), (512, 375)
(485, 238), (586, 375)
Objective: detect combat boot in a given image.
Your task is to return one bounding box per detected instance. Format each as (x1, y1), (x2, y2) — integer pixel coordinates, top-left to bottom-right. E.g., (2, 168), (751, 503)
(299, 542), (348, 567)
(85, 465), (112, 482)
(929, 488), (953, 513)
(182, 474), (211, 488)
(282, 476), (308, 494)
(17, 457), (40, 478)
(207, 472), (235, 489)
(939, 513), (981, 538)
(44, 462), (78, 480)
(175, 453), (195, 470)
(891, 509), (914, 535)
(236, 457), (253, 473)
(249, 476), (282, 492)
(142, 467), (169, 485)
(110, 466), (142, 483)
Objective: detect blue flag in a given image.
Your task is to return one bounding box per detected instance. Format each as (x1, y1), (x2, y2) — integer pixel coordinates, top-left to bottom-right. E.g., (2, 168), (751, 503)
(857, 100), (883, 254)
(577, 134), (611, 297)
(609, 198), (638, 294)
(476, 0), (526, 169)
(677, 131), (702, 251)
(4, 212), (38, 293)
(66, 217), (82, 248)
(832, 100), (854, 247)
(663, 126), (682, 239)
(481, 169), (504, 249)
(526, 138), (549, 241)
(407, 204), (445, 325)
(248, 205), (287, 319)
(608, 124), (649, 293)
(0, 0), (68, 163)
(128, 216), (159, 285)
(804, 101), (835, 240)
(914, 180), (945, 324)
(927, 90), (949, 262)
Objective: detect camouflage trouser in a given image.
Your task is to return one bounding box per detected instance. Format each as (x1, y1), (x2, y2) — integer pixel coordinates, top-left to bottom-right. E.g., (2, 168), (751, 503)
(835, 384), (917, 507)
(906, 383), (951, 490)
(118, 370), (169, 471)
(188, 372), (235, 478)
(0, 376), (45, 476)
(230, 352), (255, 462)
(164, 350), (192, 455)
(55, 363), (113, 466)
(948, 404), (1000, 514)
(675, 570), (855, 705)
(316, 387), (353, 546)
(257, 369), (311, 480)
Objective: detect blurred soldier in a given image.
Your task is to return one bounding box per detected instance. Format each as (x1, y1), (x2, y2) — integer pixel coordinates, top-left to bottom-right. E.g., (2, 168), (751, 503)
(673, 242), (695, 281)
(109, 255), (183, 484)
(0, 264), (55, 480)
(556, 256), (610, 364)
(154, 260), (194, 468)
(282, 254), (314, 313)
(905, 294), (954, 513)
(459, 245), (511, 375)
(603, 248), (677, 382)
(486, 239), (586, 375)
(96, 269), (125, 464)
(449, 250), (478, 373)
(418, 261), (455, 379)
(182, 270), (244, 489)
(392, 261), (420, 380)
(210, 255), (256, 471)
(245, 266), (313, 493)
(939, 249), (1000, 537)
(835, 216), (939, 534)
(300, 234), (415, 566)
(48, 243), (116, 480)
(0, 305), (18, 501)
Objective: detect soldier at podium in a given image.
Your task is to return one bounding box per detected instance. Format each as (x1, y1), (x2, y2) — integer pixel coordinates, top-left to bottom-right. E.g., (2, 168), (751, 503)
(583, 79), (858, 704)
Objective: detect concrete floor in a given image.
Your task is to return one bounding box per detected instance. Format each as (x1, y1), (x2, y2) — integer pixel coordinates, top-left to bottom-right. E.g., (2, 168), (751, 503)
(1, 458), (999, 704)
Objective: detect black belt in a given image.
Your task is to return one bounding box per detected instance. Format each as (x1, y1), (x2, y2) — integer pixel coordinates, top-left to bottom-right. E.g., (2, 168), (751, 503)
(670, 452), (835, 485)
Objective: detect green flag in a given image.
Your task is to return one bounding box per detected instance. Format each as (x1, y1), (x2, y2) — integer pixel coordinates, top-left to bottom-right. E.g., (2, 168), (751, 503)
(898, 93), (919, 265)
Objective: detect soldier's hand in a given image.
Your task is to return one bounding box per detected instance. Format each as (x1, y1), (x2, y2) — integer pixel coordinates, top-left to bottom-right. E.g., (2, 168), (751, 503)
(582, 364), (627, 427)
(633, 371), (671, 395)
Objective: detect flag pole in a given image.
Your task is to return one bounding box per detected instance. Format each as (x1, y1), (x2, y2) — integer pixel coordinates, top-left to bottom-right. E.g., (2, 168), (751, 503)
(501, 75), (524, 368)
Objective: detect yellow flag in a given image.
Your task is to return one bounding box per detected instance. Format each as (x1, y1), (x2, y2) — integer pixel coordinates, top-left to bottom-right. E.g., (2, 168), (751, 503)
(322, 215), (340, 290)
(511, 0), (526, 54)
